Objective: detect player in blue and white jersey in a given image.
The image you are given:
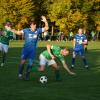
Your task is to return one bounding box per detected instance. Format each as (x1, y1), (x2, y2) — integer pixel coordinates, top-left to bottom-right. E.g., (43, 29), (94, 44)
(13, 16), (49, 80)
(71, 28), (88, 69)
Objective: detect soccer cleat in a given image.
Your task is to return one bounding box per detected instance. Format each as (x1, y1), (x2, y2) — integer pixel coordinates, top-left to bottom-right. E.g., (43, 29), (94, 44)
(85, 65), (89, 69)
(0, 63), (4, 67)
(71, 65), (75, 69)
(18, 74), (23, 80)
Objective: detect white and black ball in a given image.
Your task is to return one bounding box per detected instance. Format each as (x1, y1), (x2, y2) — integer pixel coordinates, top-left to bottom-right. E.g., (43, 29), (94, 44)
(39, 76), (48, 84)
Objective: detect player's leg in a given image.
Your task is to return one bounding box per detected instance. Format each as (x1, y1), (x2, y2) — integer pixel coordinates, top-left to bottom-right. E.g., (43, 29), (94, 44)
(84, 45), (88, 52)
(0, 43), (3, 63)
(71, 50), (77, 68)
(1, 43), (8, 67)
(1, 51), (6, 66)
(32, 54), (46, 72)
(25, 59), (33, 80)
(18, 59), (26, 79)
(38, 65), (45, 72)
(82, 56), (88, 68)
(0, 43), (3, 66)
(25, 49), (36, 80)
(38, 54), (47, 72)
(80, 49), (88, 68)
(18, 48), (27, 79)
(49, 60), (61, 81)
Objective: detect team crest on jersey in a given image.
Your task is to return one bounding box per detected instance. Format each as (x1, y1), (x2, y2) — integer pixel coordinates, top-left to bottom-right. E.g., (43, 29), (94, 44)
(29, 34), (37, 39)
(33, 34), (37, 38)
(29, 34), (33, 38)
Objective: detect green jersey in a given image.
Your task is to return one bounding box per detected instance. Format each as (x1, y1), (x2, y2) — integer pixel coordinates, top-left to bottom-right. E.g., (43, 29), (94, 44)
(42, 45), (65, 61)
(0, 29), (13, 45)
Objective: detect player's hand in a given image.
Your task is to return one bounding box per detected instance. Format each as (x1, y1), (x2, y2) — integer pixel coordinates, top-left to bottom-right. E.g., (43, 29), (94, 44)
(82, 41), (88, 45)
(51, 54), (55, 59)
(69, 71), (76, 75)
(11, 29), (14, 32)
(41, 16), (47, 22)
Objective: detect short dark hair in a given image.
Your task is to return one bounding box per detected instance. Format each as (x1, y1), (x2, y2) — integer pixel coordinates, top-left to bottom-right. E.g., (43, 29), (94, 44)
(29, 19), (36, 25)
(62, 47), (71, 53)
(4, 22), (12, 27)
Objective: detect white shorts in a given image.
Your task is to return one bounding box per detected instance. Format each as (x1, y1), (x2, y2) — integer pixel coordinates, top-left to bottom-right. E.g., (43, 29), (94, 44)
(39, 54), (56, 66)
(0, 43), (8, 53)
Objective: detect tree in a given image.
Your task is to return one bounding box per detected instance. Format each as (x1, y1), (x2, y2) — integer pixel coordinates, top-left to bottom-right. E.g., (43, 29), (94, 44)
(0, 0), (35, 29)
(46, 0), (100, 35)
(92, 0), (100, 31)
(48, 0), (87, 34)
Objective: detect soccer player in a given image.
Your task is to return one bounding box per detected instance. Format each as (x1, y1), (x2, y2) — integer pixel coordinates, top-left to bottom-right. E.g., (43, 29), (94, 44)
(71, 28), (88, 69)
(13, 16), (48, 80)
(0, 22), (14, 67)
(32, 44), (75, 81)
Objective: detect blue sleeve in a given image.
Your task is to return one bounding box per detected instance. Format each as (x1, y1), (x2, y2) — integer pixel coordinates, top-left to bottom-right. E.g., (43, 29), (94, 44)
(83, 35), (87, 40)
(22, 28), (29, 35)
(74, 34), (77, 39)
(37, 28), (43, 35)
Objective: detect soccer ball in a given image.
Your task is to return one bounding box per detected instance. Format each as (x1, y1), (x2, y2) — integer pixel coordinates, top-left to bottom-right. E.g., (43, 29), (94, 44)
(39, 76), (48, 84)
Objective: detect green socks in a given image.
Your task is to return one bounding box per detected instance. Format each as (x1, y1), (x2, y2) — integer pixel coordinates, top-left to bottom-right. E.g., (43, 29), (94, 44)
(31, 66), (38, 72)
(55, 70), (62, 81)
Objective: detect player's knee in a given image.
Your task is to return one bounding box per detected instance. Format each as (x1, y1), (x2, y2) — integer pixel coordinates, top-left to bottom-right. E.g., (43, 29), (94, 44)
(55, 67), (59, 70)
(21, 60), (26, 64)
(29, 60), (33, 66)
(73, 54), (76, 58)
(39, 66), (45, 72)
(39, 69), (44, 72)
(73, 55), (76, 58)
(52, 65), (59, 70)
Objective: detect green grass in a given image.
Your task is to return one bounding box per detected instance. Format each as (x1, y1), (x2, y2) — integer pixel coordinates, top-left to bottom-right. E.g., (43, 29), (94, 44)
(0, 41), (100, 100)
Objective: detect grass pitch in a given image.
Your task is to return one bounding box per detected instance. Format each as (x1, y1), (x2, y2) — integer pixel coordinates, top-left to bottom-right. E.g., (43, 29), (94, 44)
(0, 41), (100, 100)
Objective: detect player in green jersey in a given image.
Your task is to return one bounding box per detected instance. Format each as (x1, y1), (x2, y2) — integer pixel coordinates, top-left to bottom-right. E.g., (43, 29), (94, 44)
(32, 44), (75, 81)
(0, 22), (13, 67)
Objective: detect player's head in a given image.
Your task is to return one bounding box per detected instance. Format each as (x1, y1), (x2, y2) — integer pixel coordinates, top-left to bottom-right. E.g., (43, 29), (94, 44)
(29, 20), (36, 32)
(4, 22), (12, 30)
(61, 48), (70, 56)
(4, 22), (12, 27)
(78, 28), (83, 35)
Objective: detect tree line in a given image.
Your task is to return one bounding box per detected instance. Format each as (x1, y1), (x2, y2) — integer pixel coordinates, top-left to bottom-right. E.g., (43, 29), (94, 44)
(0, 0), (100, 35)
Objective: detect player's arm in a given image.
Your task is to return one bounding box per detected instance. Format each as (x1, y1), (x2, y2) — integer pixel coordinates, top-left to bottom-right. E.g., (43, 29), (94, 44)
(80, 35), (88, 45)
(0, 31), (9, 37)
(41, 16), (49, 32)
(0, 31), (5, 36)
(46, 44), (55, 59)
(61, 60), (76, 75)
(82, 39), (88, 45)
(11, 29), (23, 35)
(73, 38), (76, 48)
